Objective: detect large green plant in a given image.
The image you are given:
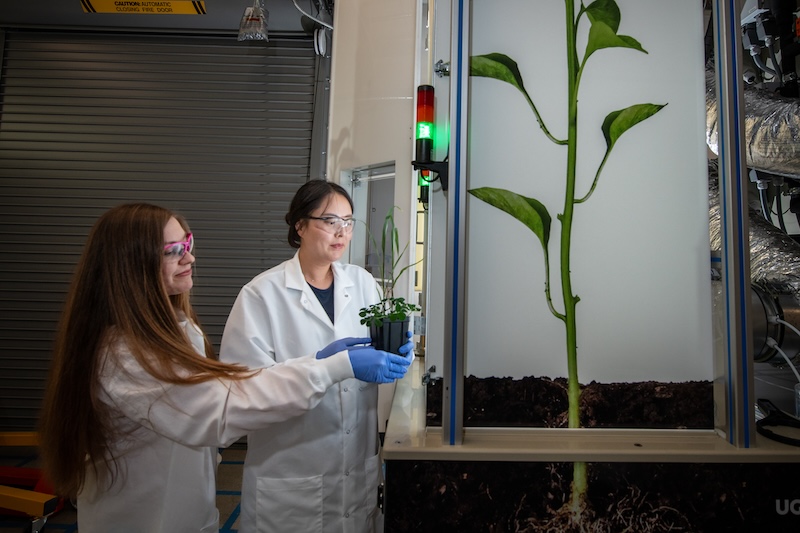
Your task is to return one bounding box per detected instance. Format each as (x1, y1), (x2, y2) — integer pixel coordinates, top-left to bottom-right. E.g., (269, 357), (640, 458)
(359, 207), (421, 328)
(468, 0), (665, 518)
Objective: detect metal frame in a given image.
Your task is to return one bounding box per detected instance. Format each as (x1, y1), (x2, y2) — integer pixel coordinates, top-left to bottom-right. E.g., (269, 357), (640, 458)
(441, 0), (468, 445)
(712, 0), (756, 447)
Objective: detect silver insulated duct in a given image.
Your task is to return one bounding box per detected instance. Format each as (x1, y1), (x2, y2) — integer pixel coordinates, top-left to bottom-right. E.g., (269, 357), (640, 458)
(706, 66), (800, 179)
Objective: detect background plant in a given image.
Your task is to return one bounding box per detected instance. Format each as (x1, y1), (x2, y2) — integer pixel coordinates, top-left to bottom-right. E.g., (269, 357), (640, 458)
(359, 206), (421, 328)
(467, 0), (665, 521)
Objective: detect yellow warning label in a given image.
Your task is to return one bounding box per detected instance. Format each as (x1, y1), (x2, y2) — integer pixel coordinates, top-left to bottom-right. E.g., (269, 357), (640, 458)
(80, 0), (207, 15)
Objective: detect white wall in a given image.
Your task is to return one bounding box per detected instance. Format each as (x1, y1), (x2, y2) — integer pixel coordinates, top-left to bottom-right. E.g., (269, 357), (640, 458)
(326, 0), (418, 237)
(326, 0), (420, 429)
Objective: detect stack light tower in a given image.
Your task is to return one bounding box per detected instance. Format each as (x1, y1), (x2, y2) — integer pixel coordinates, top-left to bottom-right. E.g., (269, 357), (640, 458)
(412, 84), (448, 195)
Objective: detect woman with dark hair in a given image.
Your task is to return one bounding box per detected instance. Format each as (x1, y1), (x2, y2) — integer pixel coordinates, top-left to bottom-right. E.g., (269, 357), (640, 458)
(38, 202), (411, 533)
(221, 179), (414, 532)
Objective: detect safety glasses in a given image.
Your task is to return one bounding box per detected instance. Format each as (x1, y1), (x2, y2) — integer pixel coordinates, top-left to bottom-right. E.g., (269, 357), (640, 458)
(163, 233), (193, 260)
(307, 215), (356, 234)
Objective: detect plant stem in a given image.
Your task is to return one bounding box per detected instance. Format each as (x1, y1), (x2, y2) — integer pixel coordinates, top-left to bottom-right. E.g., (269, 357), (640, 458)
(563, 0), (580, 431)
(563, 0), (587, 512)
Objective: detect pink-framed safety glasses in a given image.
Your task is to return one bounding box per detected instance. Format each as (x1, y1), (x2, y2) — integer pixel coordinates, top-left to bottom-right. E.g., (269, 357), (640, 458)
(163, 233), (193, 260)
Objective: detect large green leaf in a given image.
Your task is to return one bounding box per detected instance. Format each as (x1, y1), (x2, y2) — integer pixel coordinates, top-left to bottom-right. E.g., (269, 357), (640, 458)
(585, 20), (646, 61)
(470, 54), (531, 100)
(601, 103), (666, 150)
(468, 187), (551, 249)
(585, 0), (621, 32)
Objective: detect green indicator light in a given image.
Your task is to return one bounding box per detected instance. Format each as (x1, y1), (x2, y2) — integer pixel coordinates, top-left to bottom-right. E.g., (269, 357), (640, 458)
(416, 122), (433, 140)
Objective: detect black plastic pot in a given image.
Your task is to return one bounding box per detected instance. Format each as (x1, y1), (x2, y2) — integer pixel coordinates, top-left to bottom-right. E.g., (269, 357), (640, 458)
(369, 318), (409, 355)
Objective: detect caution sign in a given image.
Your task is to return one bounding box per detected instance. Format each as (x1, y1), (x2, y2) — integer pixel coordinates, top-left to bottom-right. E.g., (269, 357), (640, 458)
(80, 1), (207, 14)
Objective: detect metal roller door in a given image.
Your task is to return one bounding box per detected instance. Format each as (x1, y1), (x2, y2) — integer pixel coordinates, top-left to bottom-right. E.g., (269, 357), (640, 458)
(0, 29), (318, 430)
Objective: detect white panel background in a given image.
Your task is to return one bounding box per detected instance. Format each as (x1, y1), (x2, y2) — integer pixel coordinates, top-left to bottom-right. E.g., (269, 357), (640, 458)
(465, 0), (713, 382)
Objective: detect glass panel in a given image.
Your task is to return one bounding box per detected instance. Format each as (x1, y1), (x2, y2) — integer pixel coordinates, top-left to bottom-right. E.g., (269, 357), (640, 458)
(456, 0), (714, 429)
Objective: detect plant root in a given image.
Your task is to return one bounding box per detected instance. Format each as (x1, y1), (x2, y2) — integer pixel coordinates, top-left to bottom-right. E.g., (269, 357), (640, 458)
(513, 485), (692, 533)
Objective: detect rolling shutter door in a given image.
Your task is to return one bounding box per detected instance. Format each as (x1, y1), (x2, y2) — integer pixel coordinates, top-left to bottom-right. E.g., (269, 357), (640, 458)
(0, 30), (316, 430)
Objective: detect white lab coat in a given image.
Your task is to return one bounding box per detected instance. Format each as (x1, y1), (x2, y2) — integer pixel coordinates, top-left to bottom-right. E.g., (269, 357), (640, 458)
(77, 315), (354, 533)
(220, 253), (382, 533)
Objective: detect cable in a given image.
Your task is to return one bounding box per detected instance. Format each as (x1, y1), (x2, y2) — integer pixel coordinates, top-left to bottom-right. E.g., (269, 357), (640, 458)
(754, 375), (796, 393)
(764, 36), (784, 83)
(292, 0), (333, 30)
(772, 316), (800, 344)
(760, 324), (800, 445)
(758, 184), (773, 223)
(768, 316), (800, 380)
(756, 397), (800, 446)
(418, 156), (448, 184)
(766, 337), (800, 384)
(750, 46), (778, 78)
(775, 191), (788, 232)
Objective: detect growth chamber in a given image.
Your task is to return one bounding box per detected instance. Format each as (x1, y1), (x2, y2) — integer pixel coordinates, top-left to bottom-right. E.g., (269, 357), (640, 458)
(382, 1), (800, 531)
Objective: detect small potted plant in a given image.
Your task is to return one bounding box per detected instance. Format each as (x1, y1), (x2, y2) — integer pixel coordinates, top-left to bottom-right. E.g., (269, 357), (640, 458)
(358, 206), (421, 354)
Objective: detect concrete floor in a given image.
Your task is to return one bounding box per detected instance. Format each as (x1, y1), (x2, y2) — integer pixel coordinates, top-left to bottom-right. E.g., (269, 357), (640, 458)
(0, 445), (245, 533)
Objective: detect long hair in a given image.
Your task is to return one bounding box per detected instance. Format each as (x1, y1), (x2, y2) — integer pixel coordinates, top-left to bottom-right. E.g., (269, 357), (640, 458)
(286, 179), (354, 248)
(38, 203), (254, 499)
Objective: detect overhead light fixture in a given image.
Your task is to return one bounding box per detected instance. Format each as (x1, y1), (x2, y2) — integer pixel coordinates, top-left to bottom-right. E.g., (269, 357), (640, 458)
(238, 0), (269, 42)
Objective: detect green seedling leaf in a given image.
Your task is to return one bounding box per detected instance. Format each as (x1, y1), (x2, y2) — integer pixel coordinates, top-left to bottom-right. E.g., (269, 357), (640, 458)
(470, 54), (530, 100)
(601, 103), (666, 150)
(585, 20), (646, 61)
(469, 187), (551, 249)
(585, 0), (621, 33)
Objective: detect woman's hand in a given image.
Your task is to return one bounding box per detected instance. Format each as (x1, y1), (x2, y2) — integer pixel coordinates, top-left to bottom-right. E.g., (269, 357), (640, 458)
(346, 346), (411, 383)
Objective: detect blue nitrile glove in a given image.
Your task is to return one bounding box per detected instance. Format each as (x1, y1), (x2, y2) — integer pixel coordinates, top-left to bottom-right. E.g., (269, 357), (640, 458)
(347, 345), (412, 384)
(396, 330), (414, 362)
(316, 337), (372, 359)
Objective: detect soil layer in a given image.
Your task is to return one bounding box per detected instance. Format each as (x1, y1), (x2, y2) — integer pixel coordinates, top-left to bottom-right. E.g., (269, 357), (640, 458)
(384, 376), (800, 532)
(426, 375), (714, 429)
